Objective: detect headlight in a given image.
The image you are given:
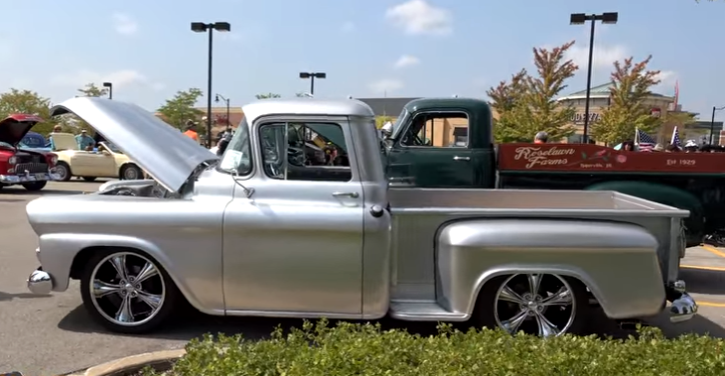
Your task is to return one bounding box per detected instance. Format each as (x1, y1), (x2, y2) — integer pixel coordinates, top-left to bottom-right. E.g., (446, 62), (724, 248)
(50, 155), (58, 165)
(8, 156), (17, 164)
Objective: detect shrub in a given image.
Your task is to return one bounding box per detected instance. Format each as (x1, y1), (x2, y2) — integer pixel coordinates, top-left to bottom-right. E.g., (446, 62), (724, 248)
(150, 319), (725, 376)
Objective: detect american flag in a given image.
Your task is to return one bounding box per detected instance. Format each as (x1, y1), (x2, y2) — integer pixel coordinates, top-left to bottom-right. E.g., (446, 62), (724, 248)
(671, 126), (681, 147)
(635, 128), (656, 152)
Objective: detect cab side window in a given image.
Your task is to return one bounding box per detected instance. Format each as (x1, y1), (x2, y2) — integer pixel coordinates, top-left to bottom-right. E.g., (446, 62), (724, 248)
(258, 122), (352, 182)
(400, 112), (469, 148)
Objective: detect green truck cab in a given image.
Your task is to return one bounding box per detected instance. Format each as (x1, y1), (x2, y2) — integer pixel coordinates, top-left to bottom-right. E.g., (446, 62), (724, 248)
(383, 97), (725, 247)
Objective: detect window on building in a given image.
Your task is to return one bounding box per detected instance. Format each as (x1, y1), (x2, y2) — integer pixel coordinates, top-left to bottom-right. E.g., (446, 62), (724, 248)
(399, 112), (469, 148)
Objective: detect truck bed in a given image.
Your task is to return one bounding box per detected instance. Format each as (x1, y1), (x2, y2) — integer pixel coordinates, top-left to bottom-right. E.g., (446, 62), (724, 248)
(389, 188), (689, 216)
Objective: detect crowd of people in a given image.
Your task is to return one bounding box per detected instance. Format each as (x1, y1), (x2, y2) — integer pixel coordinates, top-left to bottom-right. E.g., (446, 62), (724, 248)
(46, 125), (105, 151)
(533, 131), (725, 153)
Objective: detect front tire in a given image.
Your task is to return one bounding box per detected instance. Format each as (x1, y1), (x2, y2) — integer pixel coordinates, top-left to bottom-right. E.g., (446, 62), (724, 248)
(120, 164), (143, 180)
(79, 249), (180, 334)
(22, 181), (47, 191)
(55, 162), (72, 182)
(475, 273), (590, 337)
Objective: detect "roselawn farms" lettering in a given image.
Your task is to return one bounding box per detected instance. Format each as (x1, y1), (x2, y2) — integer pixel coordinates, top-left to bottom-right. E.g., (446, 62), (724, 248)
(513, 146), (576, 169)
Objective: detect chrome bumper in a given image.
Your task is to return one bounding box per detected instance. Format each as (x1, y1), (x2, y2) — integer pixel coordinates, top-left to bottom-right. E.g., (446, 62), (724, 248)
(0, 171), (60, 183)
(668, 280), (697, 323)
(27, 267), (53, 295)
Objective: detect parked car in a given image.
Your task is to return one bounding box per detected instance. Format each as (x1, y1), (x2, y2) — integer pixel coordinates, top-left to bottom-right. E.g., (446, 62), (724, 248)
(19, 131), (52, 153)
(25, 97), (696, 335)
(48, 132), (144, 181)
(0, 114), (59, 191)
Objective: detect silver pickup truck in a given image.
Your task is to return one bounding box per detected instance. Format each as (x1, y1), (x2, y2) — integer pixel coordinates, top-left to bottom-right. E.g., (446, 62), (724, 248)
(25, 97), (696, 336)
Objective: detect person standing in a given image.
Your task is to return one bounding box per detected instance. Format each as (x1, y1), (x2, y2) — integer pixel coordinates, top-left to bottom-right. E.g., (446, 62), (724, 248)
(534, 131), (548, 144)
(48, 125), (63, 150)
(183, 120), (199, 142)
(76, 129), (96, 151)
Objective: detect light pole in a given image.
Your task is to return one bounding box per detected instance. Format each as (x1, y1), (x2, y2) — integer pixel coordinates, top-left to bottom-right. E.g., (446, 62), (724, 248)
(570, 12), (618, 144)
(710, 106), (725, 145)
(191, 21), (231, 148)
(299, 72), (326, 95)
(215, 94), (231, 131)
(103, 82), (113, 99)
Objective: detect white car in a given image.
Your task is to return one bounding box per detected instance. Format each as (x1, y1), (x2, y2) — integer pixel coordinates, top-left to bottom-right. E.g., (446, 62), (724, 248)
(50, 132), (145, 181)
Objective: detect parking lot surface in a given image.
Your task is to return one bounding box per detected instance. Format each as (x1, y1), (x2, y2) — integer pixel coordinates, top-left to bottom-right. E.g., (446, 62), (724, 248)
(3, 181), (725, 374)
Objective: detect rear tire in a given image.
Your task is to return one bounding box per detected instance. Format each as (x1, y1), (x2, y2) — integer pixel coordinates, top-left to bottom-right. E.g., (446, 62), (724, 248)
(475, 273), (590, 337)
(79, 248), (180, 334)
(22, 181), (47, 191)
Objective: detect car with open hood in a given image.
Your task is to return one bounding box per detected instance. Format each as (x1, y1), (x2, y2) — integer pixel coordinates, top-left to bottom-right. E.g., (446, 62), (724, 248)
(0, 114), (59, 191)
(48, 132), (145, 181)
(24, 97), (696, 335)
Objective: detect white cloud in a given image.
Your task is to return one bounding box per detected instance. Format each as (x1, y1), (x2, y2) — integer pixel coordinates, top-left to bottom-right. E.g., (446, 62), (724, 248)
(656, 70), (677, 86)
(341, 21), (355, 33)
(394, 55), (420, 69)
(565, 43), (628, 70)
(368, 79), (404, 94)
(50, 69), (164, 91)
(112, 13), (138, 35)
(385, 0), (452, 36)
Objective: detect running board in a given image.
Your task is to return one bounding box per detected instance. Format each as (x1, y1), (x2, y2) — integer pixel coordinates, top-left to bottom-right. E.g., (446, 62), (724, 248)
(389, 300), (468, 321)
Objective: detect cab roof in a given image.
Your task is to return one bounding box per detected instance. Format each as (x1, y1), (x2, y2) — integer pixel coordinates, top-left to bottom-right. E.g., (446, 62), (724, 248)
(242, 98), (375, 125)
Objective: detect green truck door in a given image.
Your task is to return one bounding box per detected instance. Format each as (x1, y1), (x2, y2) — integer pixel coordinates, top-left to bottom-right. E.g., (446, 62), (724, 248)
(387, 110), (476, 188)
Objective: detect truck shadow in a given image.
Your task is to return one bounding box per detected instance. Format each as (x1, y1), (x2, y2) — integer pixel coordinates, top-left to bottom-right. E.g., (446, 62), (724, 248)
(679, 267), (725, 295)
(0, 189), (86, 196)
(57, 303), (724, 341)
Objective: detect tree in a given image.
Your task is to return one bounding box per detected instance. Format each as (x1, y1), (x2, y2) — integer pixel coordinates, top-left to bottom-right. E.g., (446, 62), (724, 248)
(77, 83), (108, 98)
(256, 93), (281, 99)
(375, 116), (394, 129)
(156, 88), (205, 130)
(590, 56), (661, 145)
(0, 89), (56, 135)
(487, 69), (528, 142)
(487, 41), (578, 143)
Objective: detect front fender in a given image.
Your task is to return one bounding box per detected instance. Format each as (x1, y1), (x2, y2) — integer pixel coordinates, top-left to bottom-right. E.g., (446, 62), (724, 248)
(436, 219), (665, 320)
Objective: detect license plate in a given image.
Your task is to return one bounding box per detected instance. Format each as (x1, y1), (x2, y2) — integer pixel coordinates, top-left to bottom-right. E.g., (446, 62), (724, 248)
(35, 173), (45, 180)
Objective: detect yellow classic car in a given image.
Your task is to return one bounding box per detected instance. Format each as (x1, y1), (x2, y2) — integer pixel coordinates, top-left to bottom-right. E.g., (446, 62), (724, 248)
(50, 132), (145, 181)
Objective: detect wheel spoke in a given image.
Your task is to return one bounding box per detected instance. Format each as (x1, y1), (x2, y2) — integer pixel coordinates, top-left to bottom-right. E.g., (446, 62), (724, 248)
(541, 287), (573, 307)
(527, 274), (542, 295)
(115, 294), (134, 323)
(135, 262), (158, 284)
(109, 255), (129, 281)
(535, 312), (561, 337)
(500, 309), (528, 334)
(137, 291), (162, 310)
(93, 280), (121, 298)
(498, 286), (525, 304)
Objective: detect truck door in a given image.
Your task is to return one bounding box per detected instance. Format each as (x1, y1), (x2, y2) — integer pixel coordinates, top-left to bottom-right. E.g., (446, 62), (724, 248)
(387, 110), (476, 188)
(222, 118), (364, 315)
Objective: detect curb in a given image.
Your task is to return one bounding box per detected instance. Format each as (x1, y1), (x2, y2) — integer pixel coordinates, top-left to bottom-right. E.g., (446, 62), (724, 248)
(65, 349), (186, 376)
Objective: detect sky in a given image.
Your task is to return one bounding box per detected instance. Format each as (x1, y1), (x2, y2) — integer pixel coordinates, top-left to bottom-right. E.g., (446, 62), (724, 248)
(0, 0), (722, 120)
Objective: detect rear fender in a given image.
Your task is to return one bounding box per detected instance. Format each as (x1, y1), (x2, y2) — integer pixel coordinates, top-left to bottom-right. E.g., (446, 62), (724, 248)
(436, 219), (665, 320)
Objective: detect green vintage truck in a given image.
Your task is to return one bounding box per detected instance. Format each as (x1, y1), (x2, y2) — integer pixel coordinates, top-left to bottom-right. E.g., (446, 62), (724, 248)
(382, 98), (725, 248)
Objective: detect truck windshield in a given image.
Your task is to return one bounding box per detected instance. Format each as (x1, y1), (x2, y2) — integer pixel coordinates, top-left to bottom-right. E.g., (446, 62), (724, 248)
(218, 116), (253, 175)
(390, 109), (410, 139)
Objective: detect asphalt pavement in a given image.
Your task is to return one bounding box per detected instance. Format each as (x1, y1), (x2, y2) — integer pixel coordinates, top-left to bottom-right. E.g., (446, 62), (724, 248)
(2, 181), (725, 374)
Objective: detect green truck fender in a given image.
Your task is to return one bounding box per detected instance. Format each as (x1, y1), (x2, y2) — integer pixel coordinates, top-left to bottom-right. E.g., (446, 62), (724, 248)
(584, 181), (704, 247)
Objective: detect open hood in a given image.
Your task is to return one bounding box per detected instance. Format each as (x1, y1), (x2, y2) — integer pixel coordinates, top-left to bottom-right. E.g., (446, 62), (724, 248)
(0, 114), (43, 145)
(50, 97), (219, 193)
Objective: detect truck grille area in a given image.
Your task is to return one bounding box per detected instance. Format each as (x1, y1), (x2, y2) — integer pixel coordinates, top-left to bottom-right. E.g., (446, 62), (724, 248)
(15, 162), (48, 174)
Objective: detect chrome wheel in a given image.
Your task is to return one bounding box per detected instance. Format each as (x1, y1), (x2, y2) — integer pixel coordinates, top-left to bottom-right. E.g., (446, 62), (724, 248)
(89, 252), (165, 327)
(123, 166), (140, 180)
(493, 274), (576, 337)
(55, 164), (69, 181)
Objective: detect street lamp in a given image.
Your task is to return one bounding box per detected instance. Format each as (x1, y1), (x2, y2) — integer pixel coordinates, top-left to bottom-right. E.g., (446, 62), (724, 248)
(191, 21), (231, 148)
(215, 94), (231, 131)
(710, 105), (725, 145)
(103, 82), (113, 100)
(570, 12), (618, 144)
(299, 72), (326, 95)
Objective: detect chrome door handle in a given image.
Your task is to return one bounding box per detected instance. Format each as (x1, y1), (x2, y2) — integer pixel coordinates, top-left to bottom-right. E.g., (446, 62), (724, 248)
(453, 156), (470, 161)
(332, 192), (359, 198)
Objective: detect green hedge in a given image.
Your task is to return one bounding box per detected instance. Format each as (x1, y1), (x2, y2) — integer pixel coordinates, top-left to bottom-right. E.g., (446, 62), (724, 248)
(149, 319), (725, 376)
